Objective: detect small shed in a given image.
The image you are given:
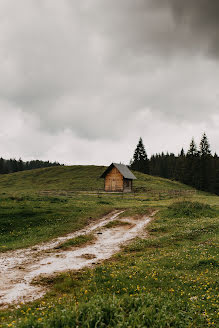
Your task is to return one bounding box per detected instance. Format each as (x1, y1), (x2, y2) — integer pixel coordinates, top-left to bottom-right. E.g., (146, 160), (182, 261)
(100, 163), (137, 192)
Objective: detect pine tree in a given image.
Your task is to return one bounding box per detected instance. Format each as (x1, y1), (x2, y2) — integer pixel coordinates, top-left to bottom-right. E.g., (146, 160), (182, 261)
(0, 158), (4, 174)
(185, 138), (200, 187)
(199, 133), (212, 190)
(176, 152), (187, 183)
(179, 148), (185, 157)
(215, 158), (219, 195)
(130, 138), (149, 174)
(187, 138), (198, 157)
(199, 133), (211, 158)
(18, 158), (24, 171)
(0, 157), (61, 175)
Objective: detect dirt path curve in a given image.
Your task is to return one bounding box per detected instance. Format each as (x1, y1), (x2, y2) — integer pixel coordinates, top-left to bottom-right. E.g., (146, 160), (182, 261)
(0, 210), (152, 308)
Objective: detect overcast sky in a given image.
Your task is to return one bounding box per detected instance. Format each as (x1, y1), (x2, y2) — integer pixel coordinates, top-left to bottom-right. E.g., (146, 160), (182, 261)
(0, 0), (218, 165)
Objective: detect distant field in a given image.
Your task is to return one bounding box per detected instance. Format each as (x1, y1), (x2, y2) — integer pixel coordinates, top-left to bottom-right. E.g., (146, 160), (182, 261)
(0, 165), (194, 194)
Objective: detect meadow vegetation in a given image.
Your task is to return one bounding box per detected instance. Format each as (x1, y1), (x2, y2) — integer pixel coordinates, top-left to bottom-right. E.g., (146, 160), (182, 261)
(0, 166), (218, 327)
(0, 194), (111, 252)
(0, 166), (198, 252)
(55, 234), (96, 250)
(103, 220), (131, 229)
(0, 165), (194, 193)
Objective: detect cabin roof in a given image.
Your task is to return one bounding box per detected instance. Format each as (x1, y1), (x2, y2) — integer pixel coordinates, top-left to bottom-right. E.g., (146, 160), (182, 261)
(100, 163), (137, 180)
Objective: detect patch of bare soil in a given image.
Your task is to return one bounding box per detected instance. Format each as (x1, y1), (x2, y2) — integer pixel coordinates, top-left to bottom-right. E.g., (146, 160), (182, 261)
(0, 210), (153, 308)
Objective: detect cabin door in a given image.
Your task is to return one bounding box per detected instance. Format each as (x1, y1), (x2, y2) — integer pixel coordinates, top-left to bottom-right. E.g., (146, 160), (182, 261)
(111, 179), (116, 191)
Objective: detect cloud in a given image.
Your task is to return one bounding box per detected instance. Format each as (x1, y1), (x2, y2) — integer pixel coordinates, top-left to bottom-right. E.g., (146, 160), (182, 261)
(0, 0), (218, 163)
(161, 0), (219, 57)
(93, 0), (219, 59)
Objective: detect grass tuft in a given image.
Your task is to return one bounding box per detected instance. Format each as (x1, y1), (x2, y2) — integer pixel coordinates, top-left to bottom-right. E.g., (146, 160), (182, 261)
(104, 220), (131, 229)
(55, 234), (96, 250)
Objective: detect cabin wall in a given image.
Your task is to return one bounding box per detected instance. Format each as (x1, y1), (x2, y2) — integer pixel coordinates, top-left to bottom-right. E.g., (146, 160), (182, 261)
(105, 167), (123, 192)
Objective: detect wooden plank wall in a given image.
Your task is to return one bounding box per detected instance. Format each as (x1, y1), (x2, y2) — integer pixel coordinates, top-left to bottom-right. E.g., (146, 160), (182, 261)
(105, 167), (123, 191)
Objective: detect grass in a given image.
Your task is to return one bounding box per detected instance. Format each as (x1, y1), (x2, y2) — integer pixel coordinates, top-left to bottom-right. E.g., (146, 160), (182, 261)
(0, 165), (201, 252)
(0, 165), (194, 193)
(163, 201), (218, 218)
(55, 234), (96, 250)
(1, 200), (218, 327)
(104, 220), (131, 229)
(0, 166), (105, 193)
(0, 194), (113, 252)
(0, 166), (218, 327)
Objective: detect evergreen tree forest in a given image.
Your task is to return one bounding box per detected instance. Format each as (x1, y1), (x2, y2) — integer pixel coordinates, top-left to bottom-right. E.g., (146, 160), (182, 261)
(130, 134), (219, 195)
(0, 158), (61, 174)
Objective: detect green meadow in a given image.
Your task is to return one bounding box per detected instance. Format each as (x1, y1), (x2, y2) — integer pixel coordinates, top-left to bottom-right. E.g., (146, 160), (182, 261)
(0, 165), (194, 193)
(0, 165), (197, 252)
(0, 166), (218, 327)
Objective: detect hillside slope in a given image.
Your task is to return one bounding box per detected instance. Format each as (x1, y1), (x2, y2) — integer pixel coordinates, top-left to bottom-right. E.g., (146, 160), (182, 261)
(1, 166), (218, 327)
(0, 165), (198, 253)
(0, 165), (193, 193)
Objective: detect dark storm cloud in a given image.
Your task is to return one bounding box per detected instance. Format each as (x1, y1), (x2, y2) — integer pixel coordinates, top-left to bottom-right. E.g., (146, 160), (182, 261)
(96, 0), (219, 60)
(151, 0), (219, 56)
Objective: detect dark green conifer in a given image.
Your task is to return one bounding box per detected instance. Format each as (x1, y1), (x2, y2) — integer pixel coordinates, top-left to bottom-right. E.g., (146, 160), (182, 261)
(130, 137), (149, 174)
(187, 138), (198, 157)
(199, 133), (212, 190)
(199, 133), (211, 157)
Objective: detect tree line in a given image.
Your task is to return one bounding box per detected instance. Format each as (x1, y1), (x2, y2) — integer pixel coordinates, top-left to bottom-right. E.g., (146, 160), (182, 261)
(0, 158), (61, 174)
(130, 134), (219, 195)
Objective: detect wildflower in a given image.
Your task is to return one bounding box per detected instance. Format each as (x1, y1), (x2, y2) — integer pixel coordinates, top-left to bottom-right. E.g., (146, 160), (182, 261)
(169, 288), (174, 292)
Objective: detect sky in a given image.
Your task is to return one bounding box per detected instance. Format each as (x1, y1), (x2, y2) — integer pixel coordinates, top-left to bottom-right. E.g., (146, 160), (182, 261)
(0, 0), (219, 165)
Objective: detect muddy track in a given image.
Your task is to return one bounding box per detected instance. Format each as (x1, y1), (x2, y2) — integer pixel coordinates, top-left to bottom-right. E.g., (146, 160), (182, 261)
(0, 210), (152, 308)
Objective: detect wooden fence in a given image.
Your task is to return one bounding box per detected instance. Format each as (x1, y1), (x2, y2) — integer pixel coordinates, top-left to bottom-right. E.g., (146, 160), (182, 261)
(38, 188), (196, 200)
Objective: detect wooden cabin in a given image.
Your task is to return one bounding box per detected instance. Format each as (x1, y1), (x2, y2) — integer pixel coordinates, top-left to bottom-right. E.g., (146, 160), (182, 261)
(100, 163), (136, 192)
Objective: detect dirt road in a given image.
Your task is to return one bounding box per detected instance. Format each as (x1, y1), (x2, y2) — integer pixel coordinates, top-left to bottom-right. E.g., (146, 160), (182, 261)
(0, 210), (152, 307)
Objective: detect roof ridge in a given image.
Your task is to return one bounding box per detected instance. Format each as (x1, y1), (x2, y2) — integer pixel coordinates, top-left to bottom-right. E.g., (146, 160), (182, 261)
(100, 163), (136, 180)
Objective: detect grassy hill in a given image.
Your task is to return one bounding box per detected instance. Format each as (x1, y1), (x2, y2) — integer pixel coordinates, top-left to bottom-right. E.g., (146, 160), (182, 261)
(0, 165), (200, 252)
(0, 165), (193, 194)
(0, 166), (219, 327)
